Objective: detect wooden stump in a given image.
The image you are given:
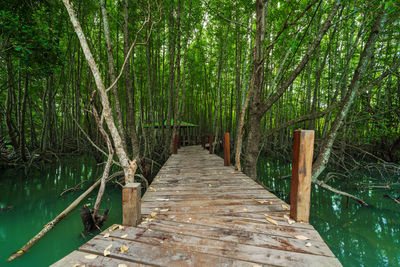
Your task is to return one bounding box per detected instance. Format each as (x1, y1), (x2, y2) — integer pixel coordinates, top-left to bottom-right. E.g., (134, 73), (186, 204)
(224, 133), (230, 166)
(122, 183), (141, 226)
(290, 130), (314, 223)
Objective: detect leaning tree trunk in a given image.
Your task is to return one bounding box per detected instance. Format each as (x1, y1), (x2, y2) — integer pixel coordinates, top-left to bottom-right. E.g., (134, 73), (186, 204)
(62, 0), (136, 184)
(312, 6), (387, 181)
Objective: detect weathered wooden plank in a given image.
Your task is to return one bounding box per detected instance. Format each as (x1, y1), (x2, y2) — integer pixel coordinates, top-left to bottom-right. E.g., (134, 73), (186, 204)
(135, 219), (335, 257)
(140, 214), (323, 240)
(79, 235), (267, 267)
(144, 212), (316, 230)
(51, 250), (149, 267)
(99, 227), (341, 267)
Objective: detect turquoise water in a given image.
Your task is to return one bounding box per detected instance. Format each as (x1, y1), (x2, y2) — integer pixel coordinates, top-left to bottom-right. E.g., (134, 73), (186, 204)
(257, 157), (400, 267)
(0, 157), (122, 266)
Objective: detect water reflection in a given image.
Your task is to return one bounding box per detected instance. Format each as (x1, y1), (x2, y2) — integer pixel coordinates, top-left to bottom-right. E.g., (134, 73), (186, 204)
(257, 157), (400, 267)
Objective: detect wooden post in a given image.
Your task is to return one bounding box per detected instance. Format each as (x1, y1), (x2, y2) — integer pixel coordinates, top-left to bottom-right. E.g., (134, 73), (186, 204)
(290, 130), (314, 223)
(122, 183), (141, 226)
(173, 134), (178, 154)
(182, 136), (185, 147)
(202, 136), (206, 149)
(177, 135), (181, 148)
(209, 135), (214, 154)
(224, 133), (230, 166)
(195, 136), (197, 145)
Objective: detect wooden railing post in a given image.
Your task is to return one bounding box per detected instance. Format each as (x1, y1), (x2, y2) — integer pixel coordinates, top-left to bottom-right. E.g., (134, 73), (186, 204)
(209, 135), (214, 154)
(290, 130), (314, 223)
(202, 136), (206, 149)
(224, 133), (230, 166)
(173, 134), (178, 154)
(177, 135), (181, 148)
(122, 183), (141, 226)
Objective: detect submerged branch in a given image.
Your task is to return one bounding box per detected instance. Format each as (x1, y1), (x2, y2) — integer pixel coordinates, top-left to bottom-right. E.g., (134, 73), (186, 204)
(314, 179), (368, 206)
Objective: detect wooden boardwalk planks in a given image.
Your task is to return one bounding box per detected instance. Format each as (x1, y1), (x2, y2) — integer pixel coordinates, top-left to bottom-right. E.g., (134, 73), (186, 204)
(52, 146), (342, 267)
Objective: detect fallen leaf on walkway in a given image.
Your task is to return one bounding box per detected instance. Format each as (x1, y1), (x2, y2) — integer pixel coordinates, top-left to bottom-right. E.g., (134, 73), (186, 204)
(243, 208), (248, 212)
(104, 244), (112, 256)
(84, 254), (97, 260)
(121, 234), (128, 238)
(160, 208), (169, 212)
(282, 204), (289, 210)
(150, 212), (157, 218)
(305, 242), (312, 247)
(257, 200), (265, 204)
(284, 214), (295, 224)
(208, 184), (212, 187)
(109, 225), (119, 231)
(149, 186), (156, 191)
(118, 225), (124, 230)
(120, 245), (129, 253)
(118, 264), (128, 267)
(104, 233), (110, 238)
(294, 235), (310, 240)
(266, 217), (279, 226)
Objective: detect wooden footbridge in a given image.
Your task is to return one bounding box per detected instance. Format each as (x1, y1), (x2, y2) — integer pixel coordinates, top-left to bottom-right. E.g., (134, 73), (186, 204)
(52, 132), (341, 266)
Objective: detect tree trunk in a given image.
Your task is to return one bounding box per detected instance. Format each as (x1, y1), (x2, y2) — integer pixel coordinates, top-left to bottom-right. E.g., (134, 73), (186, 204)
(100, 0), (127, 152)
(312, 7), (387, 181)
(62, 0), (136, 184)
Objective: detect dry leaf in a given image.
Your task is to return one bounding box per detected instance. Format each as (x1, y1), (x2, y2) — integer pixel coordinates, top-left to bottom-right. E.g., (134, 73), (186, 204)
(118, 264), (128, 267)
(150, 212), (157, 218)
(104, 233), (110, 238)
(305, 242), (312, 247)
(281, 204), (289, 210)
(120, 245), (129, 253)
(109, 225), (119, 231)
(149, 186), (156, 191)
(269, 201), (273, 204)
(243, 208), (248, 212)
(154, 208), (159, 211)
(104, 244), (112, 256)
(266, 217), (279, 226)
(84, 254), (98, 260)
(148, 229), (153, 232)
(208, 184), (212, 187)
(283, 214), (295, 224)
(72, 264), (80, 267)
(118, 225), (124, 230)
(294, 235), (310, 240)
(160, 208), (169, 212)
(257, 200), (265, 204)
(263, 213), (269, 217)
(252, 265), (262, 267)
(121, 234), (128, 239)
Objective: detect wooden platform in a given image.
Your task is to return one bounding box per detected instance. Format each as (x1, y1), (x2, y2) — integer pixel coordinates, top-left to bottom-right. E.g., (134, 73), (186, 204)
(52, 146), (341, 266)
